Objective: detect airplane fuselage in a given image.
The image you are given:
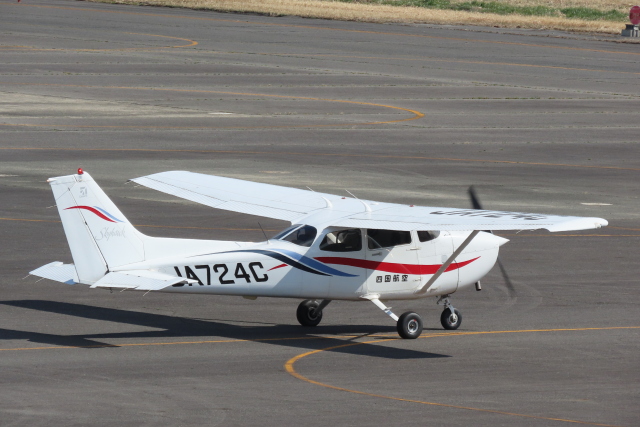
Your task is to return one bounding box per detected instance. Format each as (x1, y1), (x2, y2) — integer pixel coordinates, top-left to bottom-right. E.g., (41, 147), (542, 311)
(115, 229), (505, 301)
(31, 169), (606, 338)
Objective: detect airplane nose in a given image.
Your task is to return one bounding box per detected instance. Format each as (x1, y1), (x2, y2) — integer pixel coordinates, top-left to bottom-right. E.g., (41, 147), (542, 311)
(475, 231), (509, 247)
(489, 233), (509, 247)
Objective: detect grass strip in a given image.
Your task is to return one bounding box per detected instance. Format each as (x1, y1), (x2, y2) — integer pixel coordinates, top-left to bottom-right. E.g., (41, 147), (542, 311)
(338, 0), (627, 21)
(84, 0), (631, 34)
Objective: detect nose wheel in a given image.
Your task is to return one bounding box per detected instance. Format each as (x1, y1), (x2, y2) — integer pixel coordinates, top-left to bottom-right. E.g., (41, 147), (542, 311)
(440, 308), (462, 330)
(437, 295), (462, 330)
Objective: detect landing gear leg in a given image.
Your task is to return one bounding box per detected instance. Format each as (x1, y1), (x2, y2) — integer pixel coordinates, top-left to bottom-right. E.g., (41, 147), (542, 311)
(296, 299), (331, 327)
(437, 295), (462, 330)
(368, 297), (423, 339)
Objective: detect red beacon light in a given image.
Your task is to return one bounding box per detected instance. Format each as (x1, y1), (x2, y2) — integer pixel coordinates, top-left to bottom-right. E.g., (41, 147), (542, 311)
(77, 168), (84, 175)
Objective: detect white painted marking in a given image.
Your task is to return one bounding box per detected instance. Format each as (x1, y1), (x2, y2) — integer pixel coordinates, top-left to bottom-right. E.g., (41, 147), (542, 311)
(581, 203), (612, 206)
(0, 174), (18, 177)
(208, 112), (233, 115)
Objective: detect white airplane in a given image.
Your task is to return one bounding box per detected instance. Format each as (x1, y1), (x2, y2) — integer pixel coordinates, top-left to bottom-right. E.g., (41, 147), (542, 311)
(30, 169), (607, 339)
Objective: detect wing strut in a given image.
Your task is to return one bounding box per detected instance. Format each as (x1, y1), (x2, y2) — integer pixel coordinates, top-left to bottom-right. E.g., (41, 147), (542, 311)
(416, 230), (480, 294)
(364, 295), (399, 321)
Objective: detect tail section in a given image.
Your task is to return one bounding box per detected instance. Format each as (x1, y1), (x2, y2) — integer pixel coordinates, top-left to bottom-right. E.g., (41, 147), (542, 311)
(48, 170), (145, 284)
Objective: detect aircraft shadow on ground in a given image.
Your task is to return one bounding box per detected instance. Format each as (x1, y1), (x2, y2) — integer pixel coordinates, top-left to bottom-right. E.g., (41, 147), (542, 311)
(0, 300), (449, 360)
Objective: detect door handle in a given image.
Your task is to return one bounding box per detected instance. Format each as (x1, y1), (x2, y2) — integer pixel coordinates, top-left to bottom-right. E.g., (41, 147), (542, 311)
(371, 251), (382, 256)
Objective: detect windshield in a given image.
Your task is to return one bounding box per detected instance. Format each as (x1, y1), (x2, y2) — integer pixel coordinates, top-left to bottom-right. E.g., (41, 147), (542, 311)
(274, 224), (317, 247)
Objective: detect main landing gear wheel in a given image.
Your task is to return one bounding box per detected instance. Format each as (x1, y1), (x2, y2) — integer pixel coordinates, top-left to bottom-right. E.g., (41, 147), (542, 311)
(397, 312), (423, 339)
(440, 308), (462, 330)
(296, 300), (323, 327)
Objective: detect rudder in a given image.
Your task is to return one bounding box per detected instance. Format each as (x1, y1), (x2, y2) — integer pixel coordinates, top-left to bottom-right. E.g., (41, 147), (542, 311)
(48, 170), (145, 284)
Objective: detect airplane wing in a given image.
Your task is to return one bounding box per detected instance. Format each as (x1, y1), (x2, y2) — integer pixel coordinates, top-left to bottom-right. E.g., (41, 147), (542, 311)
(131, 171), (333, 223)
(131, 171), (607, 232)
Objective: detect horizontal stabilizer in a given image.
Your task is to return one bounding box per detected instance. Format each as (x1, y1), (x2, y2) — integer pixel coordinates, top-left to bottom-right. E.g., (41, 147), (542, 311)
(30, 262), (78, 285)
(90, 270), (196, 291)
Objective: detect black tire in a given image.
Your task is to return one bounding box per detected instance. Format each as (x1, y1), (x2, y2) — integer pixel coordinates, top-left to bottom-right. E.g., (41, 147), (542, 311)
(440, 308), (462, 330)
(397, 312), (423, 339)
(296, 300), (322, 327)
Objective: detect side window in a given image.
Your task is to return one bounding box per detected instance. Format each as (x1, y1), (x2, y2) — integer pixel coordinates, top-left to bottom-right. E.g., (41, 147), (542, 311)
(319, 229), (362, 252)
(367, 229), (411, 249)
(417, 230), (440, 242)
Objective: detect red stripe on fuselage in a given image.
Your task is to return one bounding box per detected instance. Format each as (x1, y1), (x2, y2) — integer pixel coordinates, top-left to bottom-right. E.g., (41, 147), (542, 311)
(268, 263), (288, 271)
(64, 205), (116, 223)
(313, 256), (480, 275)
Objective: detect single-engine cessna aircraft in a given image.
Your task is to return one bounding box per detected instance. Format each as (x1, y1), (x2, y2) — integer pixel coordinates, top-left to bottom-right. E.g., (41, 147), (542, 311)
(31, 169), (607, 339)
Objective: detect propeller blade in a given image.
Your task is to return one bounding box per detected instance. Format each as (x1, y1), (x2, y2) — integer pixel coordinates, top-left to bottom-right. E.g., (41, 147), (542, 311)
(496, 257), (516, 297)
(468, 186), (516, 296)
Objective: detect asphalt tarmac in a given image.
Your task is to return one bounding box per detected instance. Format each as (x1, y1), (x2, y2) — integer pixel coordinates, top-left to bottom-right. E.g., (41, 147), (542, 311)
(1, 1), (639, 426)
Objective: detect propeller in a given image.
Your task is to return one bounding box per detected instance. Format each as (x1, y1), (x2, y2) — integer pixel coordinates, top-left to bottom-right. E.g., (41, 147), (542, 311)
(468, 186), (516, 297)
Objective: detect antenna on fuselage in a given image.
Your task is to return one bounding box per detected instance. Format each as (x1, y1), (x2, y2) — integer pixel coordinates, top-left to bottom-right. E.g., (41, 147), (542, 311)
(258, 222), (270, 244)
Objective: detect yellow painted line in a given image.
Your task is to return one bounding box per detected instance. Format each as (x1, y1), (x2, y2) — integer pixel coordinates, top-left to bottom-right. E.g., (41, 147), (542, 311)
(2, 326), (636, 352)
(500, 234), (640, 237)
(5, 36), (633, 76)
(4, 2), (640, 57)
(0, 333), (398, 352)
(608, 226), (640, 232)
(0, 123), (406, 130)
(0, 32), (197, 52)
(126, 32), (197, 48)
(0, 217), (59, 224)
(0, 335), (334, 352)
(420, 326), (640, 335)
(258, 52), (640, 78)
(3, 35), (635, 77)
(0, 82), (424, 126)
(0, 217), (276, 232)
(0, 48), (182, 52)
(1, 146), (638, 172)
(285, 326), (640, 427)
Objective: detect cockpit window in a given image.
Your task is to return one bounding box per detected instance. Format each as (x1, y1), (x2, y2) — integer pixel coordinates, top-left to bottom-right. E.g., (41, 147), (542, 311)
(319, 229), (362, 252)
(367, 229), (411, 249)
(275, 224), (317, 247)
(272, 225), (300, 240)
(417, 230), (440, 242)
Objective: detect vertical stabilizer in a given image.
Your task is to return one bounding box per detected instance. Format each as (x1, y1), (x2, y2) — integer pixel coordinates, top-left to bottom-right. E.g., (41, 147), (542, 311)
(48, 170), (145, 284)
